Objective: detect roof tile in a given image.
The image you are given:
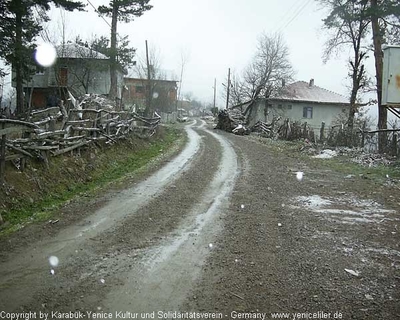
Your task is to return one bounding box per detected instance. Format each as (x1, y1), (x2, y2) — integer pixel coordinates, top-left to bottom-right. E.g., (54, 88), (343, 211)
(272, 81), (348, 104)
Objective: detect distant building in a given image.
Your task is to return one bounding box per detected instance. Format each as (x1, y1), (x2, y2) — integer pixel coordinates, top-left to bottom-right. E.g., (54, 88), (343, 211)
(242, 79), (349, 130)
(123, 77), (178, 112)
(12, 43), (124, 109)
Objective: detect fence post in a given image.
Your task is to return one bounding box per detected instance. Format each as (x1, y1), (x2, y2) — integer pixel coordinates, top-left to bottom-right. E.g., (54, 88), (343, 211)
(302, 122), (308, 139)
(361, 121), (366, 149)
(0, 122), (6, 184)
(392, 133), (398, 156)
(20, 133), (28, 172)
(320, 122), (325, 142)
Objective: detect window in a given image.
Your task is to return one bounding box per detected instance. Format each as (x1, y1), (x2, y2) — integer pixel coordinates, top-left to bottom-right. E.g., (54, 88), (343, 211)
(287, 105), (292, 110)
(135, 86), (144, 93)
(278, 104), (283, 109)
(303, 106), (313, 119)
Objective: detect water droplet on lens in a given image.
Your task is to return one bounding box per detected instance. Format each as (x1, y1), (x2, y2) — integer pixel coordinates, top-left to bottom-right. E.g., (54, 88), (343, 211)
(49, 256), (59, 267)
(35, 43), (57, 67)
(296, 171), (303, 181)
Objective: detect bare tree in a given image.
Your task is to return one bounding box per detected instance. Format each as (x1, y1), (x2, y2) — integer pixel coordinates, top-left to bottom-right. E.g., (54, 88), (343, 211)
(247, 33), (294, 100)
(135, 45), (166, 81)
(318, 0), (400, 152)
(98, 0), (152, 100)
(368, 0), (400, 152)
(226, 33), (293, 105)
(65, 36), (110, 94)
(223, 71), (249, 107)
(176, 48), (190, 111)
(225, 33), (293, 117)
(320, 0), (371, 133)
(133, 46), (176, 113)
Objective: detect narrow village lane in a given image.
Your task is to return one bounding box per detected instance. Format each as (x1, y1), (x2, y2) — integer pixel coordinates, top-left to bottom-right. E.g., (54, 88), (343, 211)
(0, 120), (399, 320)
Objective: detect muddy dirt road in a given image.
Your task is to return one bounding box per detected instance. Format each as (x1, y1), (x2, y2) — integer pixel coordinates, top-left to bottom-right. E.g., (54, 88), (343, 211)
(0, 120), (399, 319)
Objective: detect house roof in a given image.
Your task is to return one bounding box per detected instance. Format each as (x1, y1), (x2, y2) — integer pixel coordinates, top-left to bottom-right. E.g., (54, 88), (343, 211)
(56, 43), (108, 60)
(124, 77), (178, 84)
(271, 80), (349, 104)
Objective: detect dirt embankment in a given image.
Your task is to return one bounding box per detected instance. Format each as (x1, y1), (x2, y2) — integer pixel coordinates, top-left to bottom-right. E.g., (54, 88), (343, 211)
(0, 126), (183, 235)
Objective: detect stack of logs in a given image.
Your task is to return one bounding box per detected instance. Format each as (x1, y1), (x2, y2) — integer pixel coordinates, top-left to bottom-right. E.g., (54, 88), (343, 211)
(215, 107), (315, 142)
(215, 109), (246, 133)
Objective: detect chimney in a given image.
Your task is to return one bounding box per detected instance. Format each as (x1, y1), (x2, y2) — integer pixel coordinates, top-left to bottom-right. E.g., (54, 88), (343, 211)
(309, 78), (314, 87)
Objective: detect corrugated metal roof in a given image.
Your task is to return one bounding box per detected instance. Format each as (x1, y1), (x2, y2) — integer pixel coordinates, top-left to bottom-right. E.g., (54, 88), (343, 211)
(56, 44), (108, 60)
(272, 80), (349, 104)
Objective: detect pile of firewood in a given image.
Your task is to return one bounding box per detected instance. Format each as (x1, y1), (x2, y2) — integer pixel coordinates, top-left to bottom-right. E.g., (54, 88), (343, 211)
(215, 109), (246, 133)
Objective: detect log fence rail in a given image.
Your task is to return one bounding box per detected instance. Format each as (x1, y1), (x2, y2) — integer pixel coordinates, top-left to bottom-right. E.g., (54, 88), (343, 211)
(0, 106), (161, 183)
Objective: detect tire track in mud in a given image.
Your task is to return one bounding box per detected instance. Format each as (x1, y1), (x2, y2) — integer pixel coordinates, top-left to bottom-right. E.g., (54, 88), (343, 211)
(0, 121), (202, 311)
(0, 120), (240, 313)
(100, 120), (240, 313)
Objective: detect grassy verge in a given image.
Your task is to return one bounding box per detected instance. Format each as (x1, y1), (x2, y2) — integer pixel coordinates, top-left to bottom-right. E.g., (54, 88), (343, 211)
(0, 127), (185, 235)
(256, 136), (400, 183)
(311, 156), (400, 182)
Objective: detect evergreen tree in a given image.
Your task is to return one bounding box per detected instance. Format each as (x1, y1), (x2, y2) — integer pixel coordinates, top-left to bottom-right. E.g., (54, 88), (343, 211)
(72, 34), (136, 94)
(318, 0), (400, 152)
(319, 0), (370, 134)
(0, 0), (84, 116)
(98, 0), (152, 100)
(90, 35), (136, 72)
(367, 0), (400, 152)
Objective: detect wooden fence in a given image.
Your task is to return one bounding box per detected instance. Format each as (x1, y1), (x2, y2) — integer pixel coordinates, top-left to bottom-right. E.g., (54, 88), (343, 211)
(0, 106), (161, 183)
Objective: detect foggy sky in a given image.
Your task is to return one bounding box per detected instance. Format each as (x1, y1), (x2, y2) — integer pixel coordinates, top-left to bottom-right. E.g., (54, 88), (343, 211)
(2, 0), (383, 122)
(51, 0), (362, 104)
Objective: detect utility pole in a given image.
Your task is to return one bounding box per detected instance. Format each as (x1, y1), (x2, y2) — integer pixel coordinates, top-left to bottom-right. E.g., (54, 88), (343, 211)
(145, 40), (151, 116)
(225, 68), (231, 109)
(213, 78), (216, 110)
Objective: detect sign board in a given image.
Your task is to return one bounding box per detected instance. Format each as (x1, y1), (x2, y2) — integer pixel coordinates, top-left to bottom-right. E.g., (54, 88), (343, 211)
(382, 45), (400, 106)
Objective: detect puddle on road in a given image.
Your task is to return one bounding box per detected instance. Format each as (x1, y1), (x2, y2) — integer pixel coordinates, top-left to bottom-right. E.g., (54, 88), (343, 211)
(292, 194), (396, 224)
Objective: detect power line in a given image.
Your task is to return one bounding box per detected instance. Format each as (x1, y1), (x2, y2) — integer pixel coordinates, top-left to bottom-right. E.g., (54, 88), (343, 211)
(276, 0), (314, 33)
(86, 0), (129, 44)
(86, 0), (112, 29)
(274, 0), (309, 32)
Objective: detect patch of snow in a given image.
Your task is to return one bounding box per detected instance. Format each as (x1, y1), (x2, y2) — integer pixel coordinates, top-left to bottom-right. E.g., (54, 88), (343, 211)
(313, 149), (337, 159)
(292, 194), (396, 224)
(296, 195), (332, 208)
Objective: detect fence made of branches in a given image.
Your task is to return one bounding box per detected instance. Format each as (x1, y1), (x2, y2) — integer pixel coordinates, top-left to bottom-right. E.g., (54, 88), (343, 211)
(0, 101), (161, 183)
